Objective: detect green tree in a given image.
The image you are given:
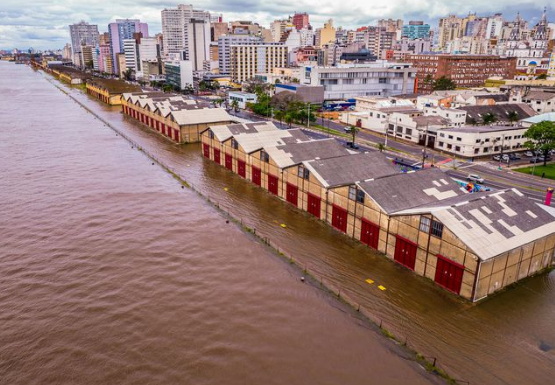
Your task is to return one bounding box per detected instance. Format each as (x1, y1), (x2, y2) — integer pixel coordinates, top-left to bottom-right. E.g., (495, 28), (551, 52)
(345, 126), (359, 146)
(524, 121), (555, 166)
(231, 99), (239, 112)
(284, 113), (294, 128)
(536, 73), (548, 80)
(274, 109), (285, 126)
(162, 84), (173, 93)
(482, 112), (497, 125)
(378, 143), (385, 152)
(432, 76), (456, 91)
(123, 68), (134, 81)
(508, 111), (520, 125)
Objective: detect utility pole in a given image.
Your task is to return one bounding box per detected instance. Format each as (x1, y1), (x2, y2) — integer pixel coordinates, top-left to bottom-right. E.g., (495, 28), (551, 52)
(422, 123), (429, 169)
(307, 103), (311, 128)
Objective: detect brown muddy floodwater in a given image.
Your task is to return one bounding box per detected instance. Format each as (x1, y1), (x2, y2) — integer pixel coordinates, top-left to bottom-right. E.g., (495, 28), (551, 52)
(0, 63), (444, 384)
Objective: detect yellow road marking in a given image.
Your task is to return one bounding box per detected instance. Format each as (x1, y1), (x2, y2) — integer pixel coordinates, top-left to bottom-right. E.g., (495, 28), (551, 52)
(280, 223), (287, 228)
(365, 279), (374, 284)
(378, 285), (386, 291)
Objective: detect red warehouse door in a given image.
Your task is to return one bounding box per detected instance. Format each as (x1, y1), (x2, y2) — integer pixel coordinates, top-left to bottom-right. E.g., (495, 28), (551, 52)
(268, 174), (279, 195)
(203, 143), (210, 158)
(225, 153), (233, 170)
(307, 193), (321, 218)
(331, 205), (348, 233)
(394, 236), (417, 271)
(435, 255), (464, 294)
(238, 160), (246, 178)
(213, 148), (221, 164)
(361, 219), (380, 249)
(252, 166), (261, 186)
(286, 183), (298, 206)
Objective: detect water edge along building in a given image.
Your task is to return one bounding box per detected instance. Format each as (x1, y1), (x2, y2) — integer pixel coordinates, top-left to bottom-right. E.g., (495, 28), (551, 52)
(200, 123), (555, 301)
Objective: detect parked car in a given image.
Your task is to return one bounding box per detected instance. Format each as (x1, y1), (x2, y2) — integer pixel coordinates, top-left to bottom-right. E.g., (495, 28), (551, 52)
(492, 155), (501, 161)
(509, 153), (521, 160)
(346, 141), (359, 149)
(524, 151), (534, 157)
(501, 154), (510, 161)
(467, 174), (485, 184)
(530, 156), (552, 163)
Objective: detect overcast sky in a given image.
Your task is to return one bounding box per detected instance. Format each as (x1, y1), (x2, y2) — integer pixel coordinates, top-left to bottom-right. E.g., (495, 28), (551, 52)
(0, 1), (552, 50)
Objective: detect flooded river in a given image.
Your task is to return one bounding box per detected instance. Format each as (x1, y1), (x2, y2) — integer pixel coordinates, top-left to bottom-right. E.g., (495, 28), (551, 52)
(2, 61), (555, 384)
(0, 63), (442, 384)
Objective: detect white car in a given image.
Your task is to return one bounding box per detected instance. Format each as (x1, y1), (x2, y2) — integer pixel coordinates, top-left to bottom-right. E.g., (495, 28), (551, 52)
(467, 174), (485, 184)
(524, 151), (534, 157)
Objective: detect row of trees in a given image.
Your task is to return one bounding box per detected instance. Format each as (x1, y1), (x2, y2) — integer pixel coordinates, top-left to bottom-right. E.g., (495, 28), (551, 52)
(524, 121), (555, 166)
(247, 90), (316, 128)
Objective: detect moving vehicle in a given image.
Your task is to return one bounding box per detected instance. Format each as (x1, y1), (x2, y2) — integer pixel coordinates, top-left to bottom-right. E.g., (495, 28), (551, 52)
(467, 174), (485, 184)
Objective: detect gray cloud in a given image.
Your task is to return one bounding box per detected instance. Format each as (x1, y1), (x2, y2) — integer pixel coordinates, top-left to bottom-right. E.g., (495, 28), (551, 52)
(0, 0), (551, 50)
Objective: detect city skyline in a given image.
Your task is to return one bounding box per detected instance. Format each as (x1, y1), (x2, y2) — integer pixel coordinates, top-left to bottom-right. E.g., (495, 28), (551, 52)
(1, 1), (553, 50)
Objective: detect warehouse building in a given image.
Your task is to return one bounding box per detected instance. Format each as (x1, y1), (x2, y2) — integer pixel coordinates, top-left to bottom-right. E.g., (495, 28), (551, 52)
(200, 126), (555, 301)
(86, 78), (141, 105)
(121, 92), (235, 143)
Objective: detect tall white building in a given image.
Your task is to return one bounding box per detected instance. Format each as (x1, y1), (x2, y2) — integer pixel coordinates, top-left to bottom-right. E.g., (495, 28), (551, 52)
(161, 4), (211, 62)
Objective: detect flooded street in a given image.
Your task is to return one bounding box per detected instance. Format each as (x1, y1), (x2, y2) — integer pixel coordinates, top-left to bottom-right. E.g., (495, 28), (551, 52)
(0, 63), (443, 384)
(2, 61), (555, 384)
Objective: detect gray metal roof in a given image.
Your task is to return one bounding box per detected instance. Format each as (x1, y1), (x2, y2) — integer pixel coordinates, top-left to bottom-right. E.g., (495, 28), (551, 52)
(266, 139), (354, 169)
(305, 152), (398, 188)
(357, 168), (466, 214)
(459, 103), (537, 124)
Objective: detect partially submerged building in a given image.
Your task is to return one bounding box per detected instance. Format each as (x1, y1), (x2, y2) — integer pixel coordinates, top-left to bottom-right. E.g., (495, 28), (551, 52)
(86, 78), (141, 105)
(200, 125), (555, 301)
(121, 92), (235, 143)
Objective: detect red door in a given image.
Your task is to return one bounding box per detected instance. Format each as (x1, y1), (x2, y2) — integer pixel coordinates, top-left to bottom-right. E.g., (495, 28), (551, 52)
(174, 129), (180, 142)
(435, 255), (464, 294)
(307, 193), (321, 218)
(268, 174), (279, 195)
(331, 205), (348, 233)
(238, 160), (246, 178)
(203, 143), (210, 158)
(225, 153), (233, 170)
(286, 183), (298, 206)
(252, 166), (261, 186)
(361, 219), (379, 249)
(213, 148), (221, 164)
(394, 236), (417, 271)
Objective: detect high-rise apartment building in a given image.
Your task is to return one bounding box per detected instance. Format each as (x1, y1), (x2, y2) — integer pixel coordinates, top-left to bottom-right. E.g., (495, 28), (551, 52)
(161, 4), (211, 58)
(402, 21), (430, 39)
(438, 15), (463, 50)
(230, 43), (288, 82)
(69, 21), (99, 63)
(108, 19), (149, 74)
(315, 19), (336, 47)
(292, 13), (309, 31)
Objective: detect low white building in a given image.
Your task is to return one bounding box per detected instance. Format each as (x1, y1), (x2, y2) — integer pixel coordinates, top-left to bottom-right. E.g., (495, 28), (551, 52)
(422, 106), (467, 127)
(340, 96), (419, 134)
(387, 114), (450, 144)
(300, 62), (416, 100)
(228, 91), (257, 109)
(435, 125), (528, 158)
(511, 89), (555, 114)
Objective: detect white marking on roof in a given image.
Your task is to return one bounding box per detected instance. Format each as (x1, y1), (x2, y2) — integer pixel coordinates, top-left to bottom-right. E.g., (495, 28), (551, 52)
(497, 219), (524, 236)
(432, 180), (441, 187)
(481, 206), (493, 214)
(512, 188), (524, 197)
(440, 179), (449, 185)
(526, 210), (538, 219)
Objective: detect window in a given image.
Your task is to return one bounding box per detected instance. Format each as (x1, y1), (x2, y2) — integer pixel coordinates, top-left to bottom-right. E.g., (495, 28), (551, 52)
(476, 139), (481, 144)
(260, 150), (269, 163)
(298, 165), (309, 179)
(231, 138), (238, 149)
(208, 130), (214, 139)
(474, 148), (479, 154)
(455, 146), (461, 152)
(456, 137), (462, 142)
(420, 217), (431, 233)
(438, 141), (444, 147)
(431, 220), (443, 238)
(348, 186), (365, 203)
(448, 135), (453, 139)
